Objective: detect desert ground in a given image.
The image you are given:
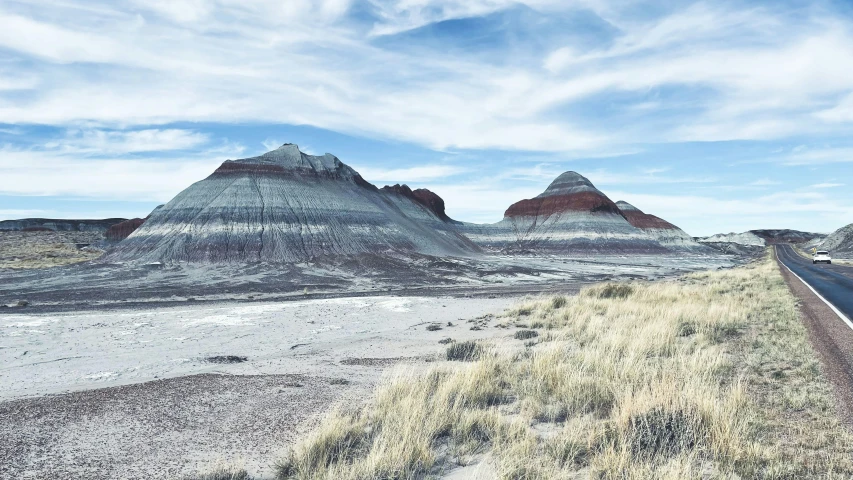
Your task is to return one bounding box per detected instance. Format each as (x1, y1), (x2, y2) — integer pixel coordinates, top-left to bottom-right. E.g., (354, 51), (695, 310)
(3, 247), (851, 479)
(0, 248), (743, 479)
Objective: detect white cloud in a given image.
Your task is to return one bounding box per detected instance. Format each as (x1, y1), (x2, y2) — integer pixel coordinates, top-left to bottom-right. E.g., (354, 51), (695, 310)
(262, 138), (282, 152)
(749, 178), (781, 186)
(784, 147), (853, 165)
(0, 138), (245, 200)
(1, 1), (851, 153)
(356, 164), (469, 182)
(42, 129), (210, 155)
(609, 190), (853, 236)
(811, 183), (844, 188)
(0, 209), (52, 219)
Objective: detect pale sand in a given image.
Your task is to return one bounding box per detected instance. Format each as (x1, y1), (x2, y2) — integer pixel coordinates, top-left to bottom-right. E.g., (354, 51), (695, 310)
(0, 294), (519, 479)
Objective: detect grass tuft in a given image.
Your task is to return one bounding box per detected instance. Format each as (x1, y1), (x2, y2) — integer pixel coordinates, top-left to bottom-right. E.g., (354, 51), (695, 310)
(514, 329), (539, 340)
(445, 341), (482, 361)
(183, 467), (252, 480)
(587, 282), (635, 299)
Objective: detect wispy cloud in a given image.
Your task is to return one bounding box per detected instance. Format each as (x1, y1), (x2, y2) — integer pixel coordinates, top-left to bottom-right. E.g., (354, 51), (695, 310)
(811, 182), (845, 188)
(356, 165), (469, 183)
(1, 1), (852, 152)
(0, 0), (852, 233)
(41, 128), (210, 155)
(784, 147), (853, 165)
(749, 178), (781, 186)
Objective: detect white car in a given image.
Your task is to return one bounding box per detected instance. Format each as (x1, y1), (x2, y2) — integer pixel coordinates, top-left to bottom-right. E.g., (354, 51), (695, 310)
(813, 251), (832, 264)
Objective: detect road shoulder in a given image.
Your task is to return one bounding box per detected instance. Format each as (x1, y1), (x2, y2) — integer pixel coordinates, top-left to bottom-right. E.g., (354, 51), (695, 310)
(775, 246), (853, 425)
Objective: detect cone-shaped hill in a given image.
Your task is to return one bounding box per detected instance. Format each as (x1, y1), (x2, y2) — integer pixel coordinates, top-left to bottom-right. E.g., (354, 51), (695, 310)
(461, 172), (668, 253)
(103, 144), (479, 264)
(614, 201), (705, 249)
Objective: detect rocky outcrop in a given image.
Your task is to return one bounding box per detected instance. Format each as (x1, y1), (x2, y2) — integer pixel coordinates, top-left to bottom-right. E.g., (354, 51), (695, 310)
(380, 184), (459, 224)
(749, 229), (824, 245)
(105, 218), (147, 241)
(105, 206), (164, 242)
(698, 232), (766, 247)
(102, 144), (479, 264)
(819, 223), (853, 255)
(0, 218), (127, 233)
(615, 201), (704, 249)
(461, 172), (667, 254)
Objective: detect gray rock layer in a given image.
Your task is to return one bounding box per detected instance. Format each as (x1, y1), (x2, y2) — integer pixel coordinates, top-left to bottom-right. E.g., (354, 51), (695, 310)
(820, 223), (853, 255)
(0, 218), (126, 233)
(103, 147), (703, 264)
(615, 201), (705, 250)
(461, 173), (668, 254)
(103, 145), (477, 264)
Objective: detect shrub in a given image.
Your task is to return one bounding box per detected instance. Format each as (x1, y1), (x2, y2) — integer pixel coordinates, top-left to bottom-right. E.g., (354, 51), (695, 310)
(446, 341), (481, 361)
(182, 467), (252, 480)
(514, 329), (539, 340)
(590, 283), (634, 299)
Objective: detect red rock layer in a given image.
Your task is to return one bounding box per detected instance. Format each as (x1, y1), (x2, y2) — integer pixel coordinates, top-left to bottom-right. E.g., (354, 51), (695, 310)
(212, 162), (377, 191)
(381, 184), (454, 223)
(621, 210), (678, 230)
(106, 218), (146, 241)
(504, 192), (622, 218)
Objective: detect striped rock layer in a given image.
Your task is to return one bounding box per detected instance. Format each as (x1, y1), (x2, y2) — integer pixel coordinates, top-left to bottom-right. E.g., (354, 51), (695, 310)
(615, 201), (704, 249)
(461, 172), (668, 254)
(0, 218), (127, 233)
(103, 144), (478, 264)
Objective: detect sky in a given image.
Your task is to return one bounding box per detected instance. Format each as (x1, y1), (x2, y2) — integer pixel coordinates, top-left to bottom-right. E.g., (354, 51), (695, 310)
(1, 0), (852, 236)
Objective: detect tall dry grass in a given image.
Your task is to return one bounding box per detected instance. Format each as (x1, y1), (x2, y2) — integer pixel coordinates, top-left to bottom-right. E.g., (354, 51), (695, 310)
(276, 252), (853, 479)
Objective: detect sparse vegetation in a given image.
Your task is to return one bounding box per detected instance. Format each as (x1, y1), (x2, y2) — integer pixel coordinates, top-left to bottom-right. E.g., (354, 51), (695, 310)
(514, 329), (539, 340)
(0, 231), (104, 269)
(203, 355), (247, 364)
(275, 252), (853, 479)
(426, 323), (443, 331)
(183, 467), (252, 480)
(445, 341), (481, 361)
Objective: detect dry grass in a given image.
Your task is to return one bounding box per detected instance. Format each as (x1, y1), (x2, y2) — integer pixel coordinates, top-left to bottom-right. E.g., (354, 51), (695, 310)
(0, 231), (103, 269)
(276, 252), (853, 479)
(183, 466), (253, 480)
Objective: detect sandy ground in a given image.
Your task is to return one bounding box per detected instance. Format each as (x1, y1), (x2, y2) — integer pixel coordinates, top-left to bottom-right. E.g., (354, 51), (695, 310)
(0, 294), (519, 479)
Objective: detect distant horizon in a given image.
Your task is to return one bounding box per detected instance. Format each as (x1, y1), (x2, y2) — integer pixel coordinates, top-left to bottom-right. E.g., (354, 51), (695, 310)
(0, 142), (837, 237)
(1, 1), (852, 236)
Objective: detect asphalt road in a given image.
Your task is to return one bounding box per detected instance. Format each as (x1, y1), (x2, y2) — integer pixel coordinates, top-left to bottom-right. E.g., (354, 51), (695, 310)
(776, 244), (853, 322)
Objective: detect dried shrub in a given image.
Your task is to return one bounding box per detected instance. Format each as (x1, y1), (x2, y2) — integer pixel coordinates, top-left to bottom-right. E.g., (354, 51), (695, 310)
(514, 329), (539, 340)
(446, 341), (481, 361)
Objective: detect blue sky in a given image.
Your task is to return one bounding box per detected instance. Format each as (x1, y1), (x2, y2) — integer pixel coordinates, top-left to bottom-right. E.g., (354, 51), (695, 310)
(1, 0), (852, 236)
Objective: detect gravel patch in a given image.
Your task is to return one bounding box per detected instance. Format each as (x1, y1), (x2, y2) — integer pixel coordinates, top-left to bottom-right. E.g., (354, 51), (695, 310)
(0, 373), (343, 479)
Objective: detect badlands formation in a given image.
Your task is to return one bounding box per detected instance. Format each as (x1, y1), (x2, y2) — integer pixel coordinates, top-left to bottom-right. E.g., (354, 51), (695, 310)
(819, 222), (853, 257)
(103, 144), (478, 264)
(615, 200), (702, 249)
(461, 172), (675, 254)
(0, 144), (739, 310)
(104, 144), (705, 264)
